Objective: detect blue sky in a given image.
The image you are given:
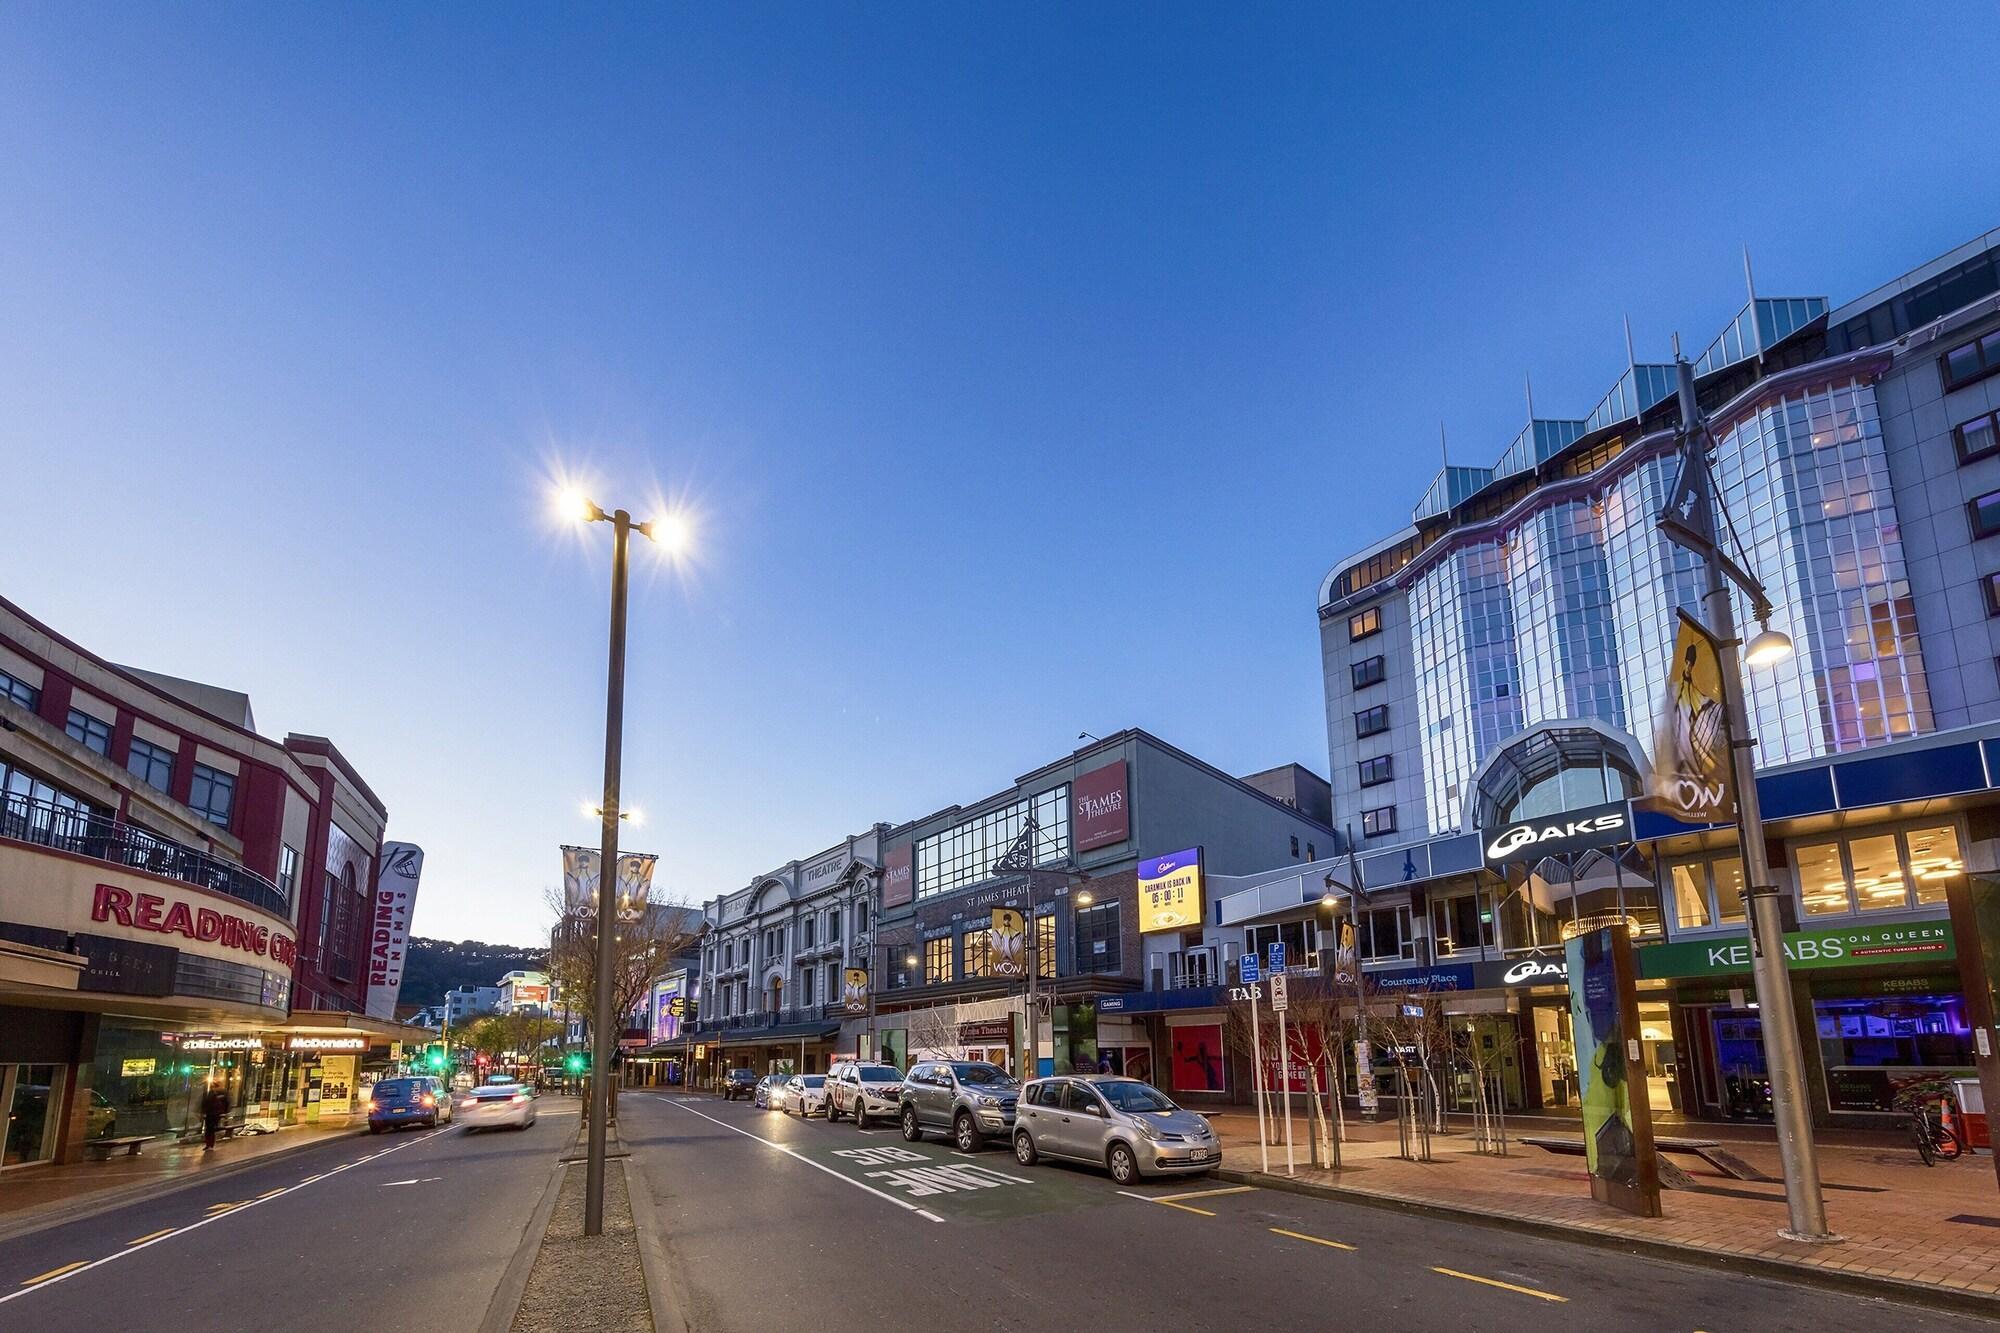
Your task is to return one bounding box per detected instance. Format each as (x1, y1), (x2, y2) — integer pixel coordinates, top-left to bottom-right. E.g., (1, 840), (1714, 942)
(4, 6), (1998, 945)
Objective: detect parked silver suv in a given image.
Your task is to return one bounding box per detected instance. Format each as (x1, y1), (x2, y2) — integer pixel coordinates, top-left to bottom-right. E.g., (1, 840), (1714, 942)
(826, 1060), (904, 1128)
(1014, 1075), (1217, 1184)
(898, 1060), (1018, 1151)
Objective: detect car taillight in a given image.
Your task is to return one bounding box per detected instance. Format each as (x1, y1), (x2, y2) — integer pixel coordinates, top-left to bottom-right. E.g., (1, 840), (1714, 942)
(511, 1093), (528, 1103)
(420, 1094), (435, 1107)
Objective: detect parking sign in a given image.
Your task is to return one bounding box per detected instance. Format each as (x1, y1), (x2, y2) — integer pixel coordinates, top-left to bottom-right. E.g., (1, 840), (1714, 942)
(1268, 941), (1286, 974)
(1239, 952), (1260, 984)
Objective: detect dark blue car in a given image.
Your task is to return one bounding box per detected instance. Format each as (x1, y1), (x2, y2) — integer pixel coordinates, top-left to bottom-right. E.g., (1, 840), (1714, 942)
(367, 1077), (439, 1133)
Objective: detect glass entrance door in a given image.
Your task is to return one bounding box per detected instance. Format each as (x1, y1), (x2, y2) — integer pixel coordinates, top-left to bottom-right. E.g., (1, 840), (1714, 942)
(3, 1064), (65, 1167)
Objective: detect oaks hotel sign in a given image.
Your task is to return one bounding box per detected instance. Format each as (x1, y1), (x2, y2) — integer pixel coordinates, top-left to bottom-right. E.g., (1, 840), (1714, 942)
(1481, 799), (1632, 868)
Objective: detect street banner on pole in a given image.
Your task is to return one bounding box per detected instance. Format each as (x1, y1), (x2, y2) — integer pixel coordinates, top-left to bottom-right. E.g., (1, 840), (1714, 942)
(366, 842), (424, 1021)
(560, 846), (660, 920)
(989, 908), (1027, 978)
(1566, 923), (1662, 1217)
(843, 967), (870, 1015)
(1649, 611), (1738, 825)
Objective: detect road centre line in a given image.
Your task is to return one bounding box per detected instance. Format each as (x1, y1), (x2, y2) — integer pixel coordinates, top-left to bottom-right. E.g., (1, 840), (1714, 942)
(126, 1231), (174, 1247)
(1269, 1227), (1355, 1252)
(0, 1126), (449, 1307)
(1153, 1185), (1255, 1204)
(1431, 1267), (1567, 1303)
(658, 1099), (946, 1223)
(1116, 1190), (1214, 1216)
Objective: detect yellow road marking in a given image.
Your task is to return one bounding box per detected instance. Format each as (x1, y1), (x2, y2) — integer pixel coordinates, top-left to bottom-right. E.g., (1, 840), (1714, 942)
(1270, 1226), (1356, 1251)
(204, 1201), (245, 1213)
(256, 1189), (284, 1200)
(128, 1230), (174, 1245)
(21, 1262), (87, 1286)
(1431, 1267), (1567, 1303)
(1153, 1185), (1256, 1204)
(1116, 1190), (1215, 1216)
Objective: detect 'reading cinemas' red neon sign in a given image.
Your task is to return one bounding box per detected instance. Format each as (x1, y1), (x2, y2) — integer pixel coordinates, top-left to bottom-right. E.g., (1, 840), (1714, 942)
(91, 883), (297, 966)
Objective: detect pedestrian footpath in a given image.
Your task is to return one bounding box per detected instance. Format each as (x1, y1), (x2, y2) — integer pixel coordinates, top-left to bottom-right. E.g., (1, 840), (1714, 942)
(0, 1121), (368, 1243)
(1203, 1107), (2000, 1311)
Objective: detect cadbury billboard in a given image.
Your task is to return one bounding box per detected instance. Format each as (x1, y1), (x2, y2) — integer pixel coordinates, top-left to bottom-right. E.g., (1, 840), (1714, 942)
(1073, 762), (1129, 851)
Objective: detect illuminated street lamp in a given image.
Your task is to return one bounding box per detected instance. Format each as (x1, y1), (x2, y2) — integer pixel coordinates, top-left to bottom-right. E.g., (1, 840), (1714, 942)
(558, 485), (687, 1239)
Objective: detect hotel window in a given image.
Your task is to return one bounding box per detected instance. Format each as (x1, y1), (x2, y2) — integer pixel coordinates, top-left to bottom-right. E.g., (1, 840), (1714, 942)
(279, 844), (300, 902)
(1795, 824), (1965, 917)
(127, 738), (174, 793)
(1969, 489), (2000, 540)
(1357, 904), (1416, 963)
(1036, 912), (1056, 979)
(1245, 920), (1317, 972)
(1956, 410), (2000, 466)
(1074, 901), (1121, 972)
(1987, 573), (2000, 617)
(890, 954), (912, 990)
(1355, 705), (1389, 738)
(1351, 655), (1386, 689)
(1666, 855), (1746, 931)
(1429, 890), (1492, 954)
(1361, 805), (1396, 837)
(1358, 755), (1393, 787)
(65, 709), (111, 756)
(961, 931), (991, 979)
(1290, 835), (1300, 858)
(923, 936), (952, 985)
(188, 763), (235, 828)
(0, 670), (39, 710)
(1348, 607), (1382, 641)
(1941, 328), (2000, 391)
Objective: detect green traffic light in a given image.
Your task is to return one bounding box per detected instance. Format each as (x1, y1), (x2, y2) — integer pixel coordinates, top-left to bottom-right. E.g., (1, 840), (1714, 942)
(564, 1052), (586, 1075)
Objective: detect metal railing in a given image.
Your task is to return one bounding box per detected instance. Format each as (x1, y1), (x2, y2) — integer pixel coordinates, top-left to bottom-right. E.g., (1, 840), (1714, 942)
(0, 790), (289, 919)
(688, 1002), (838, 1036)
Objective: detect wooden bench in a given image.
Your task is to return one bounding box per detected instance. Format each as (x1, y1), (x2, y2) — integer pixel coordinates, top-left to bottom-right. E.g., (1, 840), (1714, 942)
(1519, 1133), (1776, 1187)
(83, 1135), (150, 1161)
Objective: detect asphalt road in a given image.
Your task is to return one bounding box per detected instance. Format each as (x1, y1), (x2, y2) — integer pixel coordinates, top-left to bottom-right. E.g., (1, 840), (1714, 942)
(0, 1101), (575, 1329)
(623, 1090), (1992, 1333)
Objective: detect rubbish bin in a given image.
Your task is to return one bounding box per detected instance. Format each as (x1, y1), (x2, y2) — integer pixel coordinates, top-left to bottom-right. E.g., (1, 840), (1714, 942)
(1953, 1077), (1987, 1150)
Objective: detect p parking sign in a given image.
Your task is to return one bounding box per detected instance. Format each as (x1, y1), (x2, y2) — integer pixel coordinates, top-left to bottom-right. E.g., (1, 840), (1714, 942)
(1239, 952), (1261, 984)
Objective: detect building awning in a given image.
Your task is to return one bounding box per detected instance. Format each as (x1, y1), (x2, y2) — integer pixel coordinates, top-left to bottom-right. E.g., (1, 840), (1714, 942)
(708, 1021), (841, 1046)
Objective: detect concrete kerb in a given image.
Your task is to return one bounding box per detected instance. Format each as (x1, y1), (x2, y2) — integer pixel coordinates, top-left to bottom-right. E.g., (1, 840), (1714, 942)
(622, 1154), (685, 1333)
(479, 1133), (576, 1333)
(0, 1123), (372, 1246)
(1213, 1166), (2000, 1321)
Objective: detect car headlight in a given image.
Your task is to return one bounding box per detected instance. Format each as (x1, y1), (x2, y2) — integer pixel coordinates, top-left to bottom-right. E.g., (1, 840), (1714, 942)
(975, 1094), (1000, 1107)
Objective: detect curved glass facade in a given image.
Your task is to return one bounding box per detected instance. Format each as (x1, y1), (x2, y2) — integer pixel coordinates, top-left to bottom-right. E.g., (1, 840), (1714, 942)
(1408, 375), (1932, 833)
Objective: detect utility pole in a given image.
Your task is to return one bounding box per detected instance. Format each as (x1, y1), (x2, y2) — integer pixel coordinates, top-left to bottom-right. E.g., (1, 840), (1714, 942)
(1663, 353), (1835, 1243)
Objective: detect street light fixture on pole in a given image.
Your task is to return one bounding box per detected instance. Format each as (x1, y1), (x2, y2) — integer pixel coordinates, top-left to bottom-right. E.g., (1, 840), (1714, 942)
(1658, 352), (1835, 1244)
(561, 487), (685, 1238)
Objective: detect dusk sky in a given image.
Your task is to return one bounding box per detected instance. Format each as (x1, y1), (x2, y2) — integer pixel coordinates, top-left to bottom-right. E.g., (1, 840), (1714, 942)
(5, 6), (1998, 946)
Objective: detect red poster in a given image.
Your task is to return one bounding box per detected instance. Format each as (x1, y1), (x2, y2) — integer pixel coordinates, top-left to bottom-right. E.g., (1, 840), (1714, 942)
(1073, 762), (1129, 851)
(1170, 1023), (1226, 1092)
(1259, 1022), (1326, 1094)
(882, 843), (914, 908)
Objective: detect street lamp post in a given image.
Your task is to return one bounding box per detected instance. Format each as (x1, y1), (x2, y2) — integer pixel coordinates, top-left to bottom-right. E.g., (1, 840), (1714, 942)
(1023, 879), (1090, 1078)
(1662, 355), (1834, 1243)
(565, 492), (664, 1239)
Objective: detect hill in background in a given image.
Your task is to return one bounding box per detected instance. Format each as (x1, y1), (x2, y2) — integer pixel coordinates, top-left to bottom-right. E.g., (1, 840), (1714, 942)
(399, 936), (548, 1010)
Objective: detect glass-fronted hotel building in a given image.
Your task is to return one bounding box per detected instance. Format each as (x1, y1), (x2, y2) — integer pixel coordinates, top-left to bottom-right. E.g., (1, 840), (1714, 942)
(1309, 227), (2000, 1125)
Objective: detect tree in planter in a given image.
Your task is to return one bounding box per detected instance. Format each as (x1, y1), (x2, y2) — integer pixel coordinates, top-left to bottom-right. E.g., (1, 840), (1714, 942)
(1370, 987), (1457, 1161)
(1273, 978), (1351, 1167)
(1221, 996), (1281, 1147)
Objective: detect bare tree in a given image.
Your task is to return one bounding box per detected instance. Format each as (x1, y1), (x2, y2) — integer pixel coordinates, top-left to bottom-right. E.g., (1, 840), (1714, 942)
(543, 886), (699, 1117)
(904, 1002), (961, 1062)
(1221, 997), (1282, 1146)
(1372, 987), (1457, 1161)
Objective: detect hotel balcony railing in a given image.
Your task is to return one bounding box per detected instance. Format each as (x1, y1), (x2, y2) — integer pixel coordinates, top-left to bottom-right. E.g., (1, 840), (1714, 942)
(689, 1002), (839, 1035)
(0, 790), (289, 920)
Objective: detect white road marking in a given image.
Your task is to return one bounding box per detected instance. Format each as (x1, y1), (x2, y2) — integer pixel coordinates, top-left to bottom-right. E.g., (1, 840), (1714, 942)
(378, 1177), (442, 1187)
(0, 1127), (450, 1307)
(657, 1099), (946, 1223)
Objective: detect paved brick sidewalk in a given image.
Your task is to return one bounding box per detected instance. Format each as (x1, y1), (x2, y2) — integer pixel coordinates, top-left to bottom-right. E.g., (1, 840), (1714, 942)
(1203, 1107), (2000, 1307)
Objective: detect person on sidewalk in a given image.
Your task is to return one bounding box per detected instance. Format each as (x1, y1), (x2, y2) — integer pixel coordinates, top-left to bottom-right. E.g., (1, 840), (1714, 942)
(200, 1080), (230, 1151)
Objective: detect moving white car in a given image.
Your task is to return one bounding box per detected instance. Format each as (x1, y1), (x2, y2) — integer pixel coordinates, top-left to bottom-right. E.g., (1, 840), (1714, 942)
(458, 1077), (538, 1132)
(779, 1074), (828, 1117)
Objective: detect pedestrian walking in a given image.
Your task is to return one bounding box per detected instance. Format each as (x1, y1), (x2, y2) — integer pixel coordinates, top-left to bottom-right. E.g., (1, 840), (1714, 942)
(200, 1080), (230, 1151)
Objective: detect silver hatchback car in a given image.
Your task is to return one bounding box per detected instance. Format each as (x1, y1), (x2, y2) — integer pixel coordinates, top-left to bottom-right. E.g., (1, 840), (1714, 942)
(1013, 1075), (1218, 1184)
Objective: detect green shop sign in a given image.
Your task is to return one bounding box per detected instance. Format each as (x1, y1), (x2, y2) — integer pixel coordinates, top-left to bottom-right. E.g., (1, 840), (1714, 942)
(1637, 920), (1954, 980)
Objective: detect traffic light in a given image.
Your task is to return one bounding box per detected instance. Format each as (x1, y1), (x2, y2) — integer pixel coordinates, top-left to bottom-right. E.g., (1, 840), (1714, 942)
(425, 1045), (448, 1072)
(564, 1051), (588, 1076)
